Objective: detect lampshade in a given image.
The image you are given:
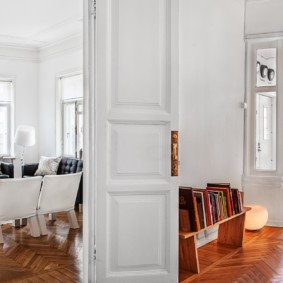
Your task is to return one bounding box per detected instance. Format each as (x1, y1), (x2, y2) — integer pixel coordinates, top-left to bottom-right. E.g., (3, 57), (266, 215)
(14, 125), (35, 147)
(245, 204), (268, 231)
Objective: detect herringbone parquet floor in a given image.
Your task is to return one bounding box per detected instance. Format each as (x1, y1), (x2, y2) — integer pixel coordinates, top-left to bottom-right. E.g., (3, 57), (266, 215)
(0, 209), (82, 283)
(181, 227), (283, 283)
(2, 212), (283, 283)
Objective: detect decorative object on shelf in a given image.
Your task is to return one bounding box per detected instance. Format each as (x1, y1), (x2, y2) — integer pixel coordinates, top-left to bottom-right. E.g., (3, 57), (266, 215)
(245, 204), (268, 231)
(260, 64), (268, 78)
(267, 68), (275, 81)
(14, 125), (35, 164)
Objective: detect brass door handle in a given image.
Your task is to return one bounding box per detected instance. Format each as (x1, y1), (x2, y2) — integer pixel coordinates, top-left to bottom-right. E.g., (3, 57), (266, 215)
(171, 131), (178, 176)
(172, 143), (178, 160)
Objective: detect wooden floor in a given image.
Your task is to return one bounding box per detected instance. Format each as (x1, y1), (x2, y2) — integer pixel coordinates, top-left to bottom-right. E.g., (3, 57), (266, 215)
(2, 214), (283, 283)
(0, 209), (82, 283)
(180, 226), (283, 283)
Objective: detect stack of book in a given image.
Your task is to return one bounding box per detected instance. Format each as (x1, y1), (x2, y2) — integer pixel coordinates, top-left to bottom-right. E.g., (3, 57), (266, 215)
(179, 183), (243, 232)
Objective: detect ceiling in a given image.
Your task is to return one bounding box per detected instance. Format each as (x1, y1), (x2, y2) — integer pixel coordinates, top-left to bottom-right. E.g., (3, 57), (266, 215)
(0, 0), (83, 48)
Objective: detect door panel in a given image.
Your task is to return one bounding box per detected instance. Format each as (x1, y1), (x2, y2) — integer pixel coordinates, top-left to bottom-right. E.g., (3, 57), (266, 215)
(110, 0), (169, 113)
(109, 122), (169, 182)
(96, 0), (179, 282)
(109, 193), (167, 272)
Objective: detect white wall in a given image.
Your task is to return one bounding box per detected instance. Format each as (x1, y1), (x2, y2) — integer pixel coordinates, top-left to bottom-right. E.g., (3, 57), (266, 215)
(245, 0), (283, 37)
(38, 47), (83, 157)
(0, 36), (82, 163)
(179, 0), (245, 189)
(0, 57), (39, 163)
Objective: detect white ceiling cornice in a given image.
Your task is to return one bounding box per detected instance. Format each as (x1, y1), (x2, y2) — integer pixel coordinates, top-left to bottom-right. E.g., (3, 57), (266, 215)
(0, 45), (38, 62)
(39, 33), (83, 61)
(0, 33), (82, 63)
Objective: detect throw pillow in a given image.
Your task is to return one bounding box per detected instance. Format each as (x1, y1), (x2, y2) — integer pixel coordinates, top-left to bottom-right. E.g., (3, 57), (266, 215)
(34, 156), (62, 176)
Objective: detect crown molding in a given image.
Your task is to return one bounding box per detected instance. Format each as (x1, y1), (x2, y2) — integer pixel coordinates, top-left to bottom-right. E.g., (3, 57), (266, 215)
(0, 33), (82, 62)
(39, 33), (83, 61)
(0, 45), (39, 62)
(245, 32), (283, 41)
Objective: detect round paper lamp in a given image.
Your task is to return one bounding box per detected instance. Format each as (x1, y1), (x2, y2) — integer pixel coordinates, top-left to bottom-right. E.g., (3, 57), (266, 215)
(245, 205), (268, 231)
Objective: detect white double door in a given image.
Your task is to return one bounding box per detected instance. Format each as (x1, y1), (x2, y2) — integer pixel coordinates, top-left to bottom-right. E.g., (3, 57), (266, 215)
(91, 0), (180, 282)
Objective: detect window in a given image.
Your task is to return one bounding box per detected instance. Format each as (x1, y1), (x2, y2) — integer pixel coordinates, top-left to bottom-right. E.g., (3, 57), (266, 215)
(0, 80), (13, 156)
(58, 74), (83, 158)
(244, 40), (281, 177)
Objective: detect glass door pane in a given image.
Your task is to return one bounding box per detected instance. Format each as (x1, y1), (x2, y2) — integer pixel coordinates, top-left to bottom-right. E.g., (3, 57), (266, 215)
(63, 103), (76, 156)
(0, 105), (8, 155)
(76, 101), (83, 159)
(255, 92), (276, 170)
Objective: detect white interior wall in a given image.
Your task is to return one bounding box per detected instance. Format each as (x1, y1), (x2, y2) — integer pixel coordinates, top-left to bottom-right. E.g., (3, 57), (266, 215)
(38, 48), (83, 157)
(0, 57), (39, 163)
(179, 0), (245, 189)
(0, 37), (82, 163)
(245, 0), (283, 37)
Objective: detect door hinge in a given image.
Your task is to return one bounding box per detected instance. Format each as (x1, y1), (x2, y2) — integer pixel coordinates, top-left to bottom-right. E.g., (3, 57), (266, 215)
(93, 246), (96, 262)
(90, 0), (96, 19)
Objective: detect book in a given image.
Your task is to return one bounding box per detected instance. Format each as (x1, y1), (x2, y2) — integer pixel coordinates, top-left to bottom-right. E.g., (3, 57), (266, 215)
(208, 192), (218, 224)
(194, 191), (206, 229)
(179, 209), (191, 232)
(179, 187), (201, 231)
(231, 188), (243, 214)
(207, 182), (231, 188)
(193, 195), (201, 231)
(193, 188), (212, 226)
(206, 187), (233, 217)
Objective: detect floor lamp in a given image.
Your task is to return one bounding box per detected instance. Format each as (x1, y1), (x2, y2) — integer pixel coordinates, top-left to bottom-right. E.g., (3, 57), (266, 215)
(14, 125), (35, 165)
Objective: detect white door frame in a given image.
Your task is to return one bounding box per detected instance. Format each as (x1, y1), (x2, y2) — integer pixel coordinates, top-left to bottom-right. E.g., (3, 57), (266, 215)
(83, 0), (96, 282)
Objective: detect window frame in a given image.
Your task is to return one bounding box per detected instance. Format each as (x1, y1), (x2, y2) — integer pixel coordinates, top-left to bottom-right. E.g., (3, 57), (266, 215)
(244, 39), (283, 181)
(0, 78), (14, 157)
(61, 98), (83, 158)
(56, 71), (83, 159)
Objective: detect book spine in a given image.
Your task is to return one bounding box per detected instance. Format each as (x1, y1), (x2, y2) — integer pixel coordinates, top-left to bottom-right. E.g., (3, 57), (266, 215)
(193, 196), (201, 231)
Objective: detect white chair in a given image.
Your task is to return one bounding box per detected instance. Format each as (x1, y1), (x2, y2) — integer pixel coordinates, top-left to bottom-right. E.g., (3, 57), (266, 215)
(37, 172), (82, 235)
(0, 176), (43, 244)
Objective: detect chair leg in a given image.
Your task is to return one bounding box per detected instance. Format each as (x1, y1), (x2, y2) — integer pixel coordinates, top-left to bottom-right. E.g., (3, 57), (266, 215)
(12, 219), (21, 228)
(21, 218), (28, 226)
(27, 216), (40, 238)
(37, 215), (48, 236)
(0, 226), (3, 244)
(49, 213), (56, 221)
(67, 210), (79, 229)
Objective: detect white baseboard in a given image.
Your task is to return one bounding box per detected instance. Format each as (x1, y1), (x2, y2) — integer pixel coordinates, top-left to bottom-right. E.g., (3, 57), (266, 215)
(266, 220), (283, 227)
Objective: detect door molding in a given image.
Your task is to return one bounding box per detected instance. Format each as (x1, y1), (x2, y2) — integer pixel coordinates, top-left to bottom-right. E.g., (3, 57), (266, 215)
(83, 0), (96, 282)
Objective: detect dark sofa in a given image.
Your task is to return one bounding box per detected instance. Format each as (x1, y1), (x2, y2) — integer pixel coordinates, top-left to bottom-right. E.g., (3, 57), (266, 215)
(0, 162), (14, 179)
(22, 158), (83, 205)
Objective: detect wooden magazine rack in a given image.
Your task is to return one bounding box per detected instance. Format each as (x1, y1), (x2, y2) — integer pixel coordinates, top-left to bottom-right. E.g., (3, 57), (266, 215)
(179, 207), (251, 282)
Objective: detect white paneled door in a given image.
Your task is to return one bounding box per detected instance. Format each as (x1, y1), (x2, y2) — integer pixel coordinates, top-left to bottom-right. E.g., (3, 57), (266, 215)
(90, 0), (179, 282)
